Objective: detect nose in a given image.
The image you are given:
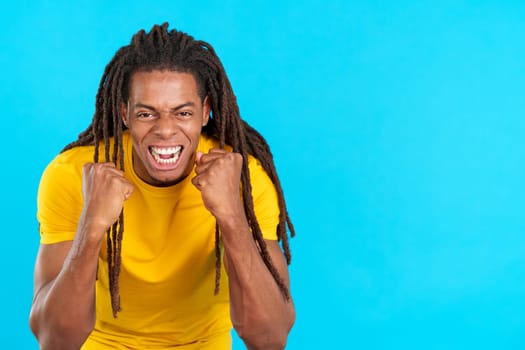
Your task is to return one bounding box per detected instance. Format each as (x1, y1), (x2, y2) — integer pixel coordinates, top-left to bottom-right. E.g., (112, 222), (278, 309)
(153, 115), (179, 139)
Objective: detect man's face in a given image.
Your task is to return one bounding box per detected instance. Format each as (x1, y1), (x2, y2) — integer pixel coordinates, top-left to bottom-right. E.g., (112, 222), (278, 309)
(122, 70), (209, 186)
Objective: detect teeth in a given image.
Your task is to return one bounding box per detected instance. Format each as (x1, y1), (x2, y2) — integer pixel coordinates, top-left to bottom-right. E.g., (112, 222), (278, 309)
(151, 146), (181, 155)
(149, 146), (182, 164)
(153, 155), (180, 164)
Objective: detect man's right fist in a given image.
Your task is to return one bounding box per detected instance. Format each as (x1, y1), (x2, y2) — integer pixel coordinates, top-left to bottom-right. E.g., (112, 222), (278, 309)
(79, 162), (134, 238)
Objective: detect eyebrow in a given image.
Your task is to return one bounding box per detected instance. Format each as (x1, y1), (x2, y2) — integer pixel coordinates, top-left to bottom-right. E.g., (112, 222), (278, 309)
(133, 102), (196, 111)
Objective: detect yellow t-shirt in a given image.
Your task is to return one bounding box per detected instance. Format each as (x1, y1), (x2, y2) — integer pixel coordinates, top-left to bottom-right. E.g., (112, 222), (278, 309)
(37, 131), (280, 349)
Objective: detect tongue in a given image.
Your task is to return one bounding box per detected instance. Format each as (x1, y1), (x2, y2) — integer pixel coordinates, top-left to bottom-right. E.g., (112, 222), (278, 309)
(159, 154), (173, 159)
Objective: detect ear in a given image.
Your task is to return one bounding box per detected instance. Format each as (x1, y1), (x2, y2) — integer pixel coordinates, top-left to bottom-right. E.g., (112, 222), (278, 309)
(121, 102), (128, 127)
(202, 96), (210, 127)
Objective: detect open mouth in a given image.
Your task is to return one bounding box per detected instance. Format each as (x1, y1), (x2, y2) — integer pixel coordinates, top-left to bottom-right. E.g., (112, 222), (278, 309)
(149, 145), (183, 165)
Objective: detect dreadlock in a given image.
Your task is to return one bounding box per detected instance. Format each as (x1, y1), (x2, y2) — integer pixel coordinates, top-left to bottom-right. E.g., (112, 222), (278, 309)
(62, 23), (295, 317)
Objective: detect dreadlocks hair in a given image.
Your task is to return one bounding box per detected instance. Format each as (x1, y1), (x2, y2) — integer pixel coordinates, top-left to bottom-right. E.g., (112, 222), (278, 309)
(62, 22), (295, 317)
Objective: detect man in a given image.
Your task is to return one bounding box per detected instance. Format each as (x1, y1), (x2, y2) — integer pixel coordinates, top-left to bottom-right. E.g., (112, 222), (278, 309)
(30, 23), (295, 350)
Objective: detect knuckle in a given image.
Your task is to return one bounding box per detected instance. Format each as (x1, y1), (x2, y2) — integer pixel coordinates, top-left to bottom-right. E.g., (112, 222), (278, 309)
(233, 153), (243, 164)
(93, 163), (105, 172)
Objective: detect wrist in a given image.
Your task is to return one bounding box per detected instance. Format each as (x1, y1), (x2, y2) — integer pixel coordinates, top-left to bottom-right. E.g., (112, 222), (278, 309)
(215, 210), (254, 247)
(216, 213), (247, 232)
(76, 218), (108, 246)
(67, 222), (106, 267)
(212, 200), (246, 228)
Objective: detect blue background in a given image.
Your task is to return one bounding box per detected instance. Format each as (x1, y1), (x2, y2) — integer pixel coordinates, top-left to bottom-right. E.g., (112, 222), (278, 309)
(2, 1), (524, 349)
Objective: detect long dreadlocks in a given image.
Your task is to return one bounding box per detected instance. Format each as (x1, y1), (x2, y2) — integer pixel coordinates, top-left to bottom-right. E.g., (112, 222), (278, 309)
(62, 23), (295, 317)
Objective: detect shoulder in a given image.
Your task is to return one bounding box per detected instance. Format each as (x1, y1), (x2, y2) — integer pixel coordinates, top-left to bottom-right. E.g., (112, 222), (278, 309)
(37, 146), (94, 243)
(38, 143), (96, 205)
(44, 145), (95, 177)
(246, 155), (280, 240)
(38, 144), (96, 198)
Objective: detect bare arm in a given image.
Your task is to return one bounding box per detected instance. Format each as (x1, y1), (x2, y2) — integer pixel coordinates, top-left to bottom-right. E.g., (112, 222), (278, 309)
(29, 163), (133, 350)
(220, 217), (295, 350)
(29, 233), (101, 349)
(193, 150), (295, 350)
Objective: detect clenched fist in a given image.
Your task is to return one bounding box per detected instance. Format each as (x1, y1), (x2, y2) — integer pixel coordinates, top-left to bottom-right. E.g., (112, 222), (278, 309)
(192, 149), (244, 221)
(79, 162), (134, 242)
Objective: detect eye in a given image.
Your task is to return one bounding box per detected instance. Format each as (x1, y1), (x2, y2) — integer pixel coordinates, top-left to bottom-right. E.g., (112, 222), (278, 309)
(136, 112), (155, 120)
(178, 111), (193, 118)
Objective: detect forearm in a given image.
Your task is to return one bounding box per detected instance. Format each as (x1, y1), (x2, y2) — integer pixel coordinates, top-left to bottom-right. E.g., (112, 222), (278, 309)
(30, 226), (103, 350)
(218, 215), (295, 350)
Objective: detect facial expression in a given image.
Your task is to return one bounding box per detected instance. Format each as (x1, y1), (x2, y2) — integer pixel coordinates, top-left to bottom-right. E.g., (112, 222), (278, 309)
(122, 70), (209, 186)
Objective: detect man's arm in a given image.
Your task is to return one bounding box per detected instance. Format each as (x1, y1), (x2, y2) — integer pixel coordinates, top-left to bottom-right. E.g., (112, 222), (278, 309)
(29, 163), (133, 350)
(193, 149), (295, 350)
(220, 218), (295, 350)
(30, 236), (100, 350)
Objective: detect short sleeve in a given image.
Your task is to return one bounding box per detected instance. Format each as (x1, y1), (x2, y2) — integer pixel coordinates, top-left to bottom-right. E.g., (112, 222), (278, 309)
(248, 156), (280, 241)
(37, 156), (83, 244)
